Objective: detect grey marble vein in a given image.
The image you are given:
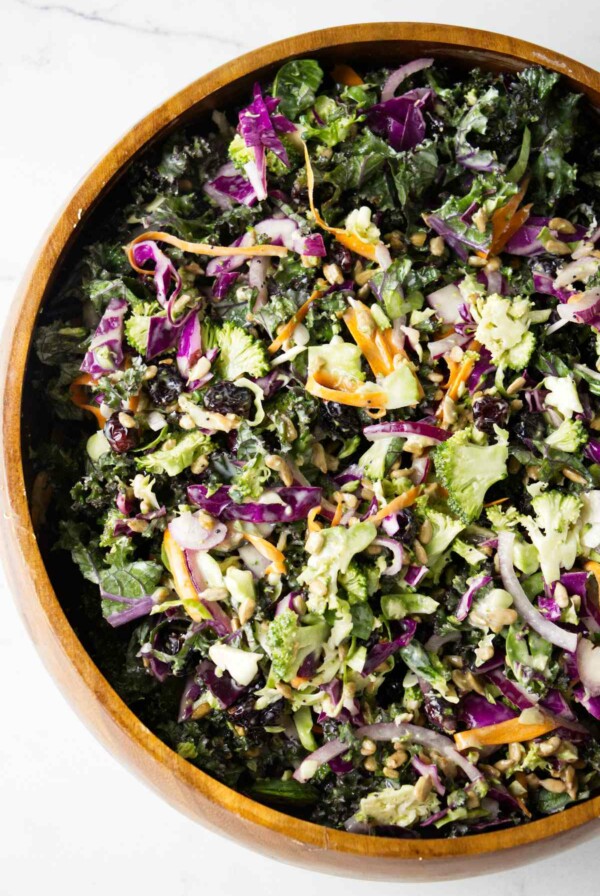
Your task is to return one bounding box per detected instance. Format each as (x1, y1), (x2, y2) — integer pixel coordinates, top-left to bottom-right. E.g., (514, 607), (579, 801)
(15, 0), (246, 48)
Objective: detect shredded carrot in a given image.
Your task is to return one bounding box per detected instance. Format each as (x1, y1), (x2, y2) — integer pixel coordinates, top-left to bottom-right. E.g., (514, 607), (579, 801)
(437, 339), (482, 414)
(305, 373), (387, 409)
(370, 487), (421, 525)
(489, 178), (531, 256)
(303, 143), (379, 262)
(331, 499), (344, 527)
(366, 407), (387, 419)
(268, 285), (326, 354)
(291, 675), (310, 689)
(331, 63), (364, 86)
(163, 530), (209, 623)
(126, 230), (288, 273)
(442, 357), (460, 389)
(69, 373), (107, 428)
(343, 303), (395, 376)
(483, 497), (509, 508)
(307, 506), (323, 532)
(454, 714), (558, 751)
(243, 533), (286, 575)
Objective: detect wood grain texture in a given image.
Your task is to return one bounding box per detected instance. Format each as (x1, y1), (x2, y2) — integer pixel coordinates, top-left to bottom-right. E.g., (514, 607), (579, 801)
(2, 23), (600, 880)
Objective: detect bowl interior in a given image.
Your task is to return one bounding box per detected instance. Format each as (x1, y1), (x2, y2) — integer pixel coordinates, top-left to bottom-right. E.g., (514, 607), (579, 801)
(11, 24), (600, 877)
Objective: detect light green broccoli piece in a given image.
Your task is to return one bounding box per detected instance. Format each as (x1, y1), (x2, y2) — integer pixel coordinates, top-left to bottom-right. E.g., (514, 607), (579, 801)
(308, 341), (365, 389)
(214, 322), (269, 381)
(299, 521), (377, 611)
(433, 428), (508, 523)
(358, 436), (403, 480)
(339, 561), (368, 604)
(266, 609), (328, 682)
(545, 418), (588, 453)
(228, 133), (254, 169)
(422, 506), (466, 565)
(543, 375), (584, 420)
(124, 305), (159, 355)
(473, 293), (548, 369)
(136, 431), (213, 477)
(520, 489), (583, 583)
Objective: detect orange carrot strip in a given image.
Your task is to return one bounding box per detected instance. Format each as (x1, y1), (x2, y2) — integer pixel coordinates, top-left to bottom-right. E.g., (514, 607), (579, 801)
(243, 533), (286, 575)
(343, 302), (395, 377)
(126, 230), (287, 273)
(489, 178), (530, 256)
(331, 500), (344, 527)
(163, 530), (211, 623)
(69, 373), (107, 428)
(268, 286), (326, 354)
(370, 487), (421, 525)
(291, 675), (310, 689)
(331, 63), (364, 86)
(305, 374), (387, 409)
(437, 339), (482, 415)
(454, 715), (558, 751)
(484, 497), (509, 508)
(303, 143), (378, 262)
(307, 506), (323, 532)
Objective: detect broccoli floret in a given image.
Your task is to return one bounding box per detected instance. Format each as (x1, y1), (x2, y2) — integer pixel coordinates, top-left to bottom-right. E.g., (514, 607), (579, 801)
(214, 322), (269, 381)
(124, 307), (155, 355)
(545, 418), (588, 453)
(473, 293), (548, 369)
(543, 375), (584, 420)
(339, 561), (368, 604)
(266, 609), (328, 681)
(421, 506), (466, 564)
(358, 436), (403, 480)
(299, 522), (377, 611)
(228, 132), (295, 176)
(230, 454), (270, 502)
(521, 489), (582, 583)
(433, 428), (508, 523)
(136, 431), (213, 476)
(228, 133), (254, 169)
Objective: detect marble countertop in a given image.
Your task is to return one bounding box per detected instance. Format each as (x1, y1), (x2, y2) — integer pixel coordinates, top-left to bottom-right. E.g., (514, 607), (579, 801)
(1, 3), (598, 894)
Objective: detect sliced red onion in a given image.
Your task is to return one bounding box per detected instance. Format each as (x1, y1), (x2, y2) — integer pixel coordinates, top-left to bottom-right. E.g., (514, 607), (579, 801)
(381, 58), (434, 102)
(498, 532), (578, 653)
(411, 755), (446, 795)
(293, 738), (352, 783)
(424, 632), (461, 653)
(364, 420), (451, 443)
(375, 243), (392, 270)
(429, 330), (471, 359)
(455, 574), (492, 622)
(381, 514), (400, 536)
(404, 565), (428, 587)
(410, 456), (431, 486)
(426, 283), (464, 324)
(248, 257), (269, 310)
(169, 512), (227, 551)
(358, 722), (482, 782)
(577, 638), (600, 697)
(254, 216), (326, 258)
(556, 287), (600, 324)
(372, 537), (404, 576)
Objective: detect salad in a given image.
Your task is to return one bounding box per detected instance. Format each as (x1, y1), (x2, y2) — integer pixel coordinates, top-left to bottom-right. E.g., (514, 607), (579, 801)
(32, 56), (600, 837)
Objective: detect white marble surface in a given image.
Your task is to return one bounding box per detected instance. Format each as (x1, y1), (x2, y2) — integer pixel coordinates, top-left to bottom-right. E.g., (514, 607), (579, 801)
(1, 2), (599, 893)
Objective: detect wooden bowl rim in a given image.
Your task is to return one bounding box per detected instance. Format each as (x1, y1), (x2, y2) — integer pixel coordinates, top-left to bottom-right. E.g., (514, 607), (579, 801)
(3, 21), (600, 863)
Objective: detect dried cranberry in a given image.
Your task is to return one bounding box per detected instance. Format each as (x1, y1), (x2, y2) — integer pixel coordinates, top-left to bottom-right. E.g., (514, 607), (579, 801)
(395, 509), (417, 544)
(146, 367), (184, 407)
(473, 395), (509, 436)
(204, 381), (254, 417)
(319, 401), (361, 436)
(104, 415), (139, 453)
(329, 243), (354, 274)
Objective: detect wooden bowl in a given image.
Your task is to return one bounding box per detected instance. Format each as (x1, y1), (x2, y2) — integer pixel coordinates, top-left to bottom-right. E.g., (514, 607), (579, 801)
(3, 22), (600, 881)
